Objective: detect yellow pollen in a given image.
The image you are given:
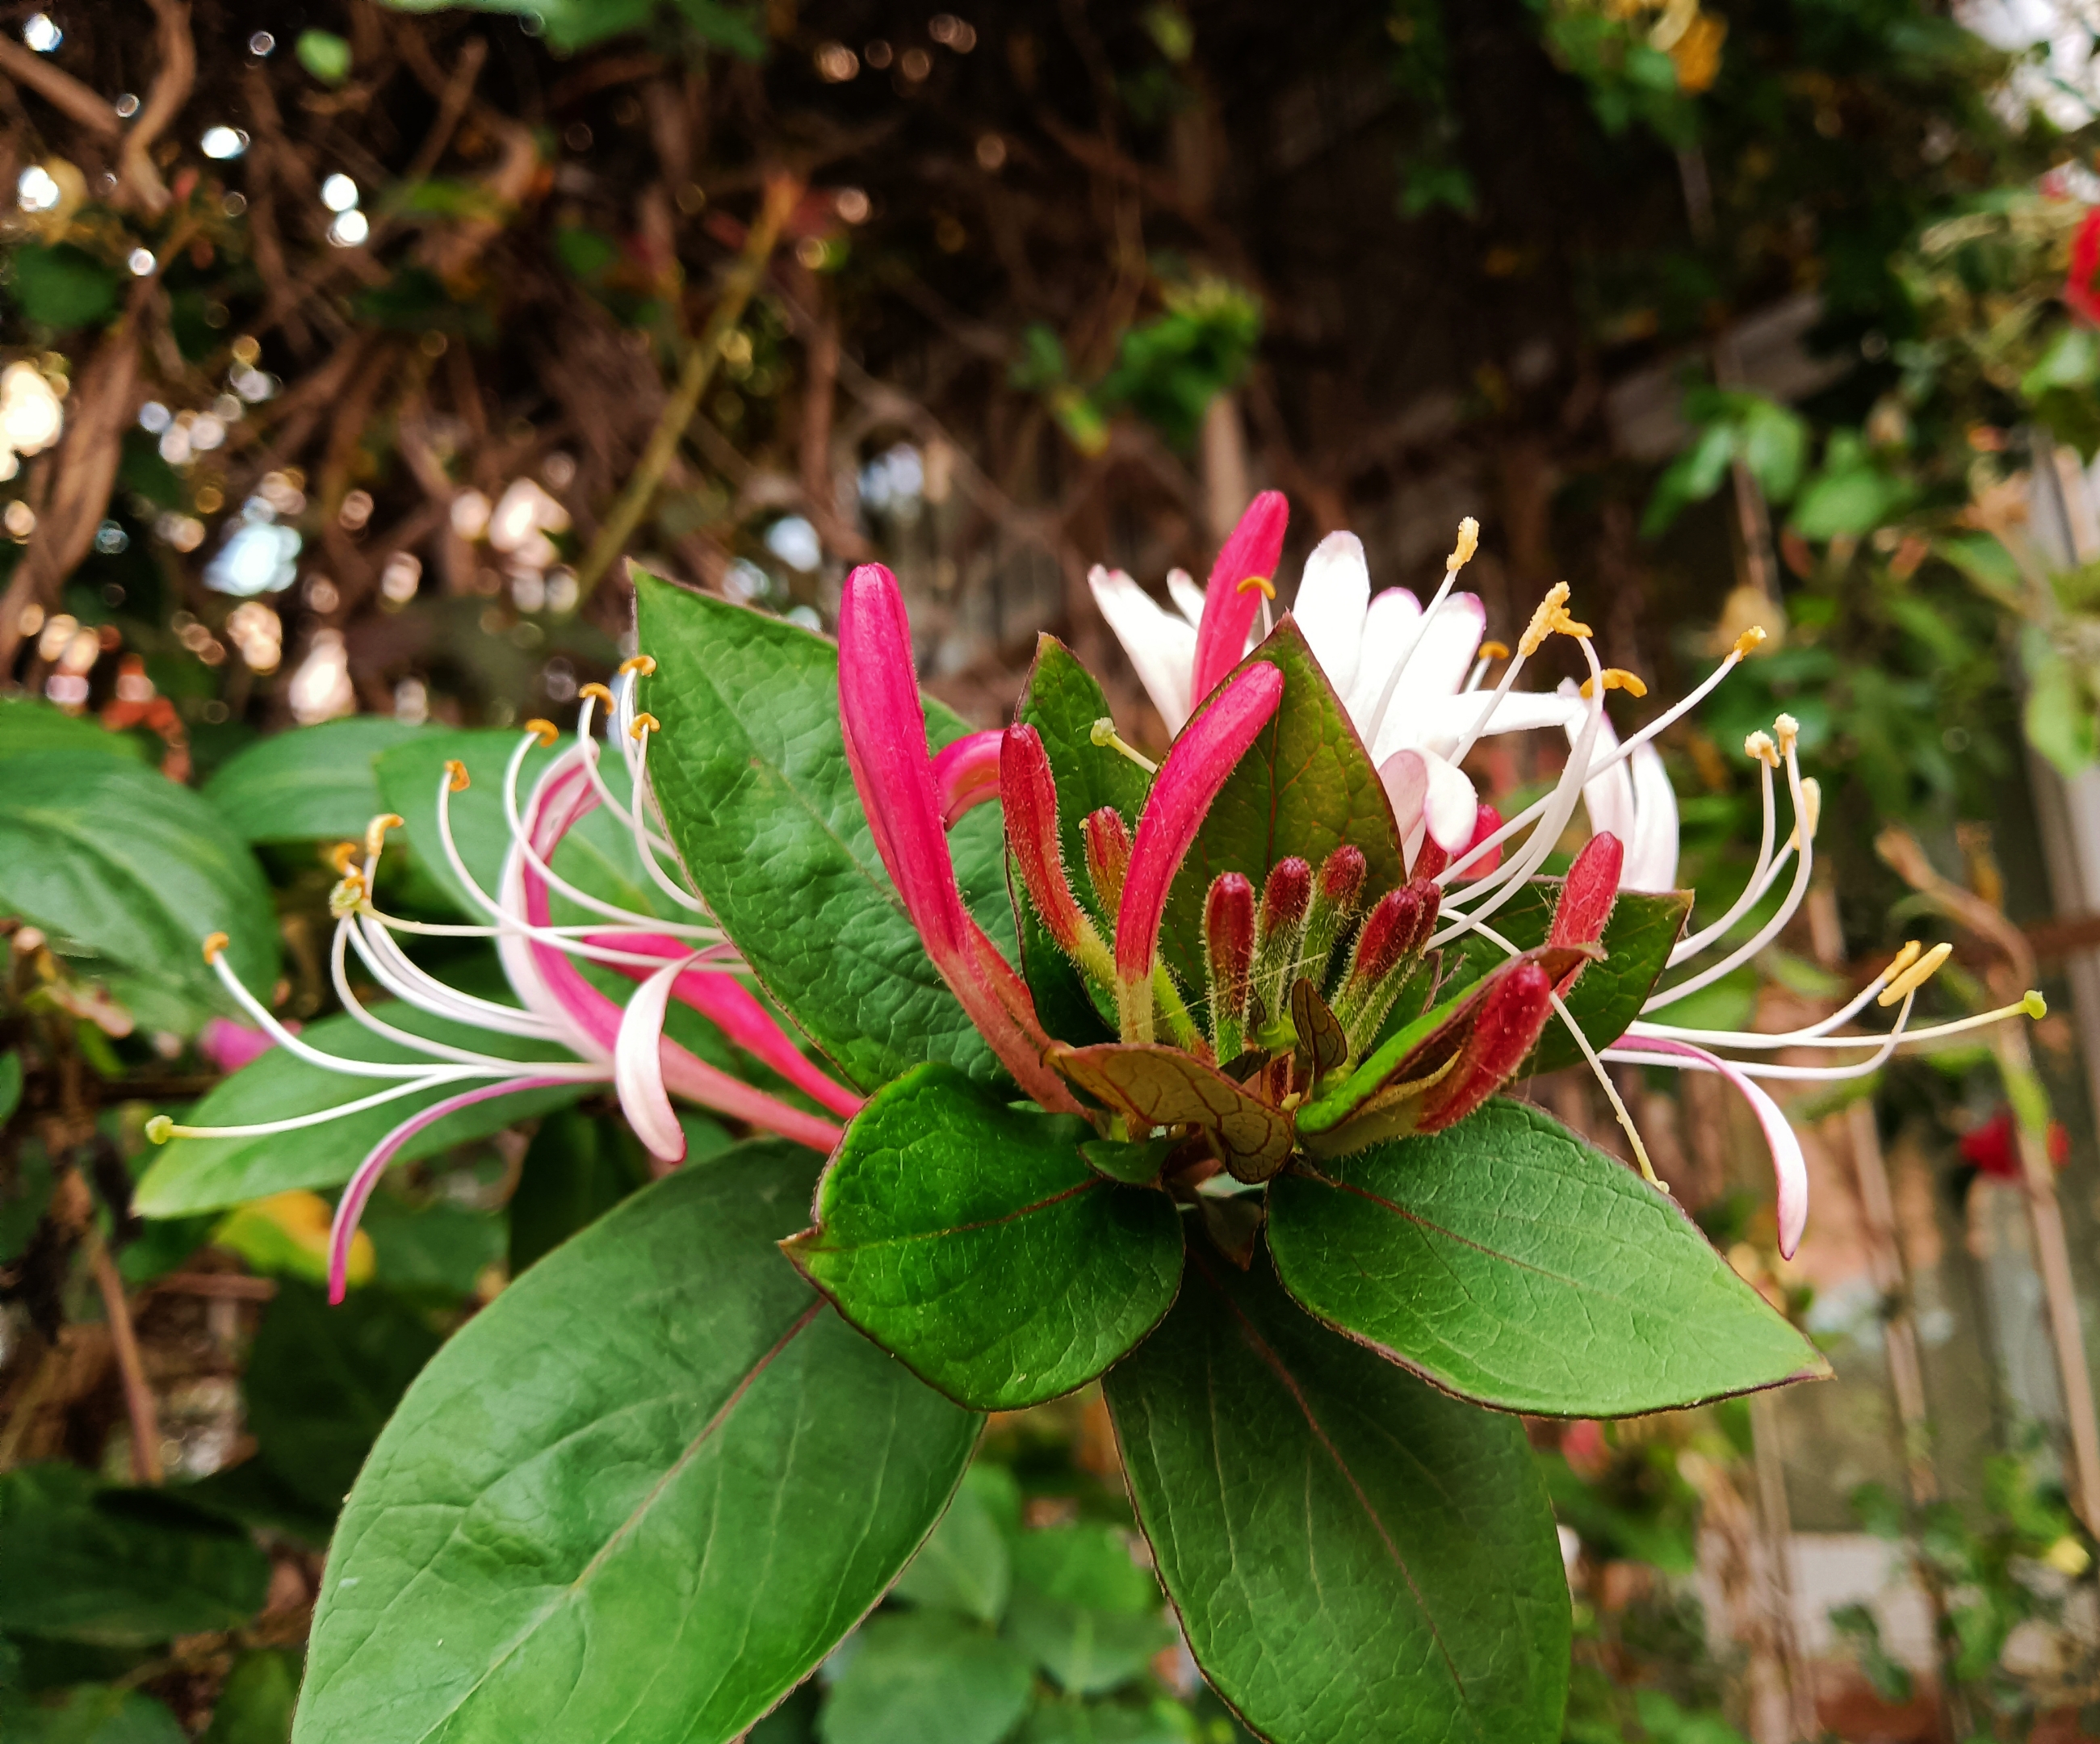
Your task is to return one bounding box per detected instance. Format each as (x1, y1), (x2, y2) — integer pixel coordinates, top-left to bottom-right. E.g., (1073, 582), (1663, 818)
(364, 813), (403, 857)
(1881, 940), (1924, 983)
(445, 760), (471, 792)
(1446, 517), (1480, 572)
(1579, 668), (1649, 700)
(1878, 940), (1952, 1008)
(145, 1114), (173, 1144)
(1518, 583), (1591, 657)
(1733, 625), (1768, 658)
(1773, 713), (1800, 757)
(202, 931), (230, 963)
(1743, 731), (1779, 769)
(328, 841), (359, 874)
(578, 682), (615, 706)
(1236, 574), (1276, 599)
(523, 718), (559, 747)
(629, 712), (661, 740)
(1478, 639), (1510, 662)
(618, 654), (656, 677)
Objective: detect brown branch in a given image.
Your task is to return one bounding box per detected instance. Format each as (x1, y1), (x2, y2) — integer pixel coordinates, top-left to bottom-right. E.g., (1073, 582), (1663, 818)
(115, 0), (196, 218)
(88, 1234), (161, 1486)
(0, 36), (121, 138)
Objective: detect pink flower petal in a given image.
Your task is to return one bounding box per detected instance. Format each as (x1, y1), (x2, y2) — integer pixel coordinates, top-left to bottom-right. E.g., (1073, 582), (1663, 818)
(931, 728), (1004, 827)
(1190, 492), (1289, 702)
(1550, 831), (1623, 949)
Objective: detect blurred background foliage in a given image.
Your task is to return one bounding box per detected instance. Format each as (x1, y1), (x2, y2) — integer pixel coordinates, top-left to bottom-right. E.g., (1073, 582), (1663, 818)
(9, 0), (2100, 1739)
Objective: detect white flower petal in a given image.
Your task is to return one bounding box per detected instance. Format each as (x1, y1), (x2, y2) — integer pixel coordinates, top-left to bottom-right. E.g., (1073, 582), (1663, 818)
(1624, 742), (1681, 892)
(1409, 689), (1585, 756)
(1292, 531), (1370, 701)
(614, 958), (690, 1163)
(1380, 747), (1479, 854)
(1369, 592), (1485, 763)
(1089, 565), (1196, 733)
(1343, 587), (1423, 731)
(1166, 567), (1207, 631)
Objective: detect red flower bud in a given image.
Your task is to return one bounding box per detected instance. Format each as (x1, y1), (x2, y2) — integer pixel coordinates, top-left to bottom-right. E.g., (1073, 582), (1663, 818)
(1083, 807), (1130, 915)
(1260, 857), (1313, 934)
(1298, 845), (1370, 990)
(1205, 872), (1256, 1054)
(1551, 831), (1622, 950)
(1318, 844), (1368, 907)
(1332, 878), (1441, 1049)
(1002, 725), (1109, 979)
(1418, 961), (1554, 1132)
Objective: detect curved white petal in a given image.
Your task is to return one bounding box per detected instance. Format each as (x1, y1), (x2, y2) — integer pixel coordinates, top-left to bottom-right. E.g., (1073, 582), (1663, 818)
(1343, 588), (1423, 729)
(1166, 567), (1207, 631)
(1369, 592), (1486, 763)
(1627, 1037), (1807, 1257)
(1624, 743), (1681, 892)
(1380, 747), (1479, 855)
(1089, 565), (1196, 733)
(1409, 690), (1586, 755)
(614, 958), (690, 1163)
(1293, 532), (1370, 700)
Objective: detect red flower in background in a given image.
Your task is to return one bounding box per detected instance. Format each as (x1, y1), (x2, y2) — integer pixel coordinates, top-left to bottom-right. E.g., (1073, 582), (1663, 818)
(2065, 208), (2100, 326)
(1960, 1107), (2070, 1180)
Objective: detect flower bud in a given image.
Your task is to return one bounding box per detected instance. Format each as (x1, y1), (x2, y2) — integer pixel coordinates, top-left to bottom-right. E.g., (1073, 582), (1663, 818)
(1418, 962), (1554, 1132)
(1252, 856), (1312, 1017)
(1333, 878), (1441, 1049)
(1082, 807), (1130, 915)
(1297, 844), (1369, 991)
(1549, 831), (1622, 958)
(1205, 872), (1256, 1059)
(1002, 725), (1110, 983)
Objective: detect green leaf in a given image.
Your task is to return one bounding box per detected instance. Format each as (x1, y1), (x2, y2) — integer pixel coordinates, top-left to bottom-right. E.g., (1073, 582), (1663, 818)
(1268, 1099), (1830, 1415)
(1102, 1245), (1570, 1744)
(133, 1002), (581, 1218)
(635, 574), (1016, 1092)
(373, 728), (557, 919)
(10, 245), (119, 329)
(0, 1467), (270, 1646)
(783, 1064), (1184, 1409)
(1162, 620), (1406, 997)
(1013, 635), (1151, 1046)
(0, 1049), (20, 1126)
(295, 1141), (979, 1744)
(1007, 1525), (1172, 1695)
(0, 752), (279, 1022)
(199, 1652), (299, 1744)
(817, 1613), (1034, 1744)
(506, 1105), (652, 1274)
(295, 29), (351, 83)
(203, 719), (425, 845)
(1019, 1703), (1188, 1744)
(0, 1685), (187, 1744)
(241, 1281), (443, 1520)
(1791, 467), (1908, 541)
(893, 1464), (1019, 1625)
(2022, 627), (2098, 778)
(1446, 880), (1690, 1073)
(0, 697), (149, 764)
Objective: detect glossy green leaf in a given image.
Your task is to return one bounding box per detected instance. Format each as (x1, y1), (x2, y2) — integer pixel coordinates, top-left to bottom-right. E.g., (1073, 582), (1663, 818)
(0, 696), (149, 764)
(1013, 635), (1151, 1045)
(203, 718), (426, 845)
(506, 1105), (652, 1274)
(1103, 1246), (1570, 1744)
(784, 1064), (1184, 1409)
(1269, 1099), (1828, 1415)
(0, 1685), (187, 1744)
(818, 1612), (1034, 1744)
(0, 751), (279, 1017)
(295, 1142), (979, 1744)
(892, 1463), (1019, 1625)
(1006, 1525), (1172, 1695)
(1160, 619), (1406, 996)
(134, 1002), (581, 1217)
(636, 574), (1016, 1092)
(1444, 880), (1689, 1074)
(0, 1466), (270, 1647)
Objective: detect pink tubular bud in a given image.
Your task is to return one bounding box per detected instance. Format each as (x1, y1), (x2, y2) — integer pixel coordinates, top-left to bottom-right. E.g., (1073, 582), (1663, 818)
(1205, 872), (1256, 1043)
(1551, 830), (1622, 949)
(1190, 491), (1290, 701)
(1002, 725), (1109, 980)
(1298, 845), (1369, 988)
(1417, 962), (1554, 1133)
(1457, 803), (1503, 880)
(1333, 878), (1441, 1047)
(1251, 856), (1313, 1015)
(1259, 857), (1313, 936)
(1318, 844), (1369, 908)
(1083, 807), (1130, 915)
(932, 729), (1003, 826)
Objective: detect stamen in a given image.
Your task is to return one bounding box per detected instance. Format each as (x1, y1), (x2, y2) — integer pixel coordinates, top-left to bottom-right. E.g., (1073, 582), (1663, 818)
(1877, 941), (1951, 1008)
(1447, 517), (1480, 571)
(364, 812), (403, 857)
(202, 932), (229, 963)
(523, 719), (560, 748)
(1091, 717), (1160, 775)
(1478, 639), (1509, 661)
(1362, 518), (1481, 749)
(329, 874), (364, 919)
(329, 841), (359, 874)
(618, 654), (657, 676)
(1236, 575), (1276, 599)
(1669, 749), (1778, 966)
(1578, 669), (1648, 699)
(578, 681), (615, 706)
(445, 760), (470, 792)
(1518, 582), (1592, 658)
(1734, 626), (1768, 656)
(630, 713), (661, 739)
(1773, 711), (1800, 758)
(1744, 731), (1779, 768)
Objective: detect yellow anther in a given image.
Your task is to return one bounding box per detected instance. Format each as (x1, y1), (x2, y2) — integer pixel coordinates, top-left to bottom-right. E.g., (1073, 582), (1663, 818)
(329, 841), (360, 874)
(578, 682), (615, 706)
(1236, 574), (1276, 600)
(1478, 639), (1510, 662)
(523, 719), (559, 747)
(145, 1115), (173, 1144)
(1578, 668), (1649, 700)
(444, 760), (471, 792)
(629, 712), (661, 740)
(364, 813), (403, 857)
(1785, 777), (1821, 849)
(202, 931), (230, 963)
(1733, 625), (1768, 658)
(1518, 582), (1592, 657)
(1881, 940), (1924, 983)
(1446, 516), (1480, 572)
(1878, 941), (1952, 1008)
(618, 653), (657, 677)
(1743, 731), (1779, 769)
(1773, 713), (1800, 757)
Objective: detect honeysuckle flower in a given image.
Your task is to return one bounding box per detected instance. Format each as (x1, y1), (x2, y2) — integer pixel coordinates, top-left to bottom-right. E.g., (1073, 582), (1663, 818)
(147, 671), (860, 1302)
